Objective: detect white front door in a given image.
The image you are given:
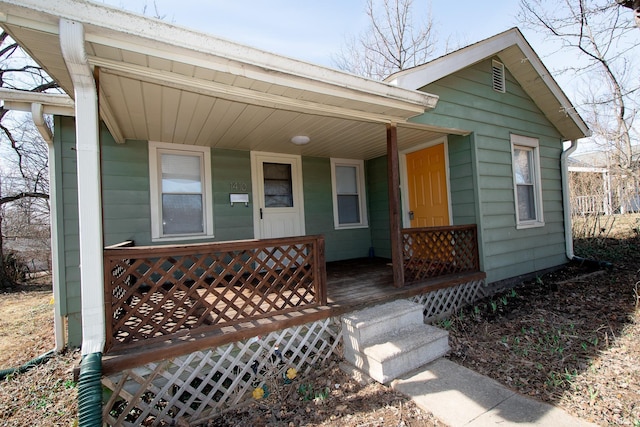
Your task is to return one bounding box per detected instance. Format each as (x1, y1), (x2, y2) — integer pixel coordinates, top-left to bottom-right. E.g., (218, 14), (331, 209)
(251, 152), (305, 239)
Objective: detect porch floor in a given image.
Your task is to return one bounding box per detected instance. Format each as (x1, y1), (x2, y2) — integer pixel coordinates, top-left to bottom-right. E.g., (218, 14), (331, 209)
(102, 257), (485, 375)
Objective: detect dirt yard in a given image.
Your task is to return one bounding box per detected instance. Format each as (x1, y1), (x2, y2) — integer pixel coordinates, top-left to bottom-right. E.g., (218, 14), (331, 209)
(1, 214), (639, 426)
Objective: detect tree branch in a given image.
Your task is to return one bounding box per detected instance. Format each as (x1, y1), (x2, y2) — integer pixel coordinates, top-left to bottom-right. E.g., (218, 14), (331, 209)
(0, 192), (49, 206)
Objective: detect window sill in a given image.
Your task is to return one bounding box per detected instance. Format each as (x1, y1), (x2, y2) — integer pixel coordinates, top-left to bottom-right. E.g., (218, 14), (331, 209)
(334, 224), (369, 230)
(151, 233), (215, 243)
(516, 221), (545, 230)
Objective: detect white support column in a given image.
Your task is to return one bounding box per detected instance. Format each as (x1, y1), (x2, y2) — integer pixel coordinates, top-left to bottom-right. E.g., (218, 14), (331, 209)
(59, 19), (105, 355)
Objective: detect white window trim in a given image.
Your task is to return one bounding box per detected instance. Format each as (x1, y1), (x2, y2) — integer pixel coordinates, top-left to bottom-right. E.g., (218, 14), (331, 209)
(330, 158), (368, 229)
(510, 134), (545, 229)
(149, 141), (214, 241)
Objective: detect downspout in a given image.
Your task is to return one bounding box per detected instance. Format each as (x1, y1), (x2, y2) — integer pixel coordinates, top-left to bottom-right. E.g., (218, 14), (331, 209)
(31, 103), (65, 352)
(60, 19), (104, 426)
(561, 140), (578, 259)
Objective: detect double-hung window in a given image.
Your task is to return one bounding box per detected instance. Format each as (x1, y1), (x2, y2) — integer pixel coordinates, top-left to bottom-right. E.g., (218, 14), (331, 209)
(511, 134), (544, 228)
(330, 158), (368, 229)
(149, 141), (213, 240)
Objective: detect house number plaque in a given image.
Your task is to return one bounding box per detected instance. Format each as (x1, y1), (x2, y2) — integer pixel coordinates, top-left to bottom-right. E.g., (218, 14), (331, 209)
(230, 181), (248, 191)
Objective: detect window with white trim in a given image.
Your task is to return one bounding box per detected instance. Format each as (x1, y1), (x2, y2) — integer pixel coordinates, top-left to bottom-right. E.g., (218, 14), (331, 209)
(330, 158), (368, 229)
(149, 141), (213, 240)
(511, 134), (544, 228)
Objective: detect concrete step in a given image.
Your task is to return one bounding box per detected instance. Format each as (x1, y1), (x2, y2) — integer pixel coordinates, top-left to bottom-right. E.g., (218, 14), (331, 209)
(351, 323), (449, 384)
(341, 299), (424, 354)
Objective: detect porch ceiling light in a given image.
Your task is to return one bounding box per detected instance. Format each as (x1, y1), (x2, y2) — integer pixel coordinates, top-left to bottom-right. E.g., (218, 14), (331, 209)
(291, 135), (310, 145)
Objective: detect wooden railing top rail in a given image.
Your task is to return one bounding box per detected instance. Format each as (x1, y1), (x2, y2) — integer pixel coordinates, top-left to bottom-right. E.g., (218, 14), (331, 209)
(402, 224), (479, 233)
(103, 235), (322, 257)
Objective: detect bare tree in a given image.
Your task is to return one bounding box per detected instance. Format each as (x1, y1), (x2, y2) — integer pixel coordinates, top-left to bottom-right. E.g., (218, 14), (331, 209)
(519, 0), (640, 213)
(333, 0), (437, 80)
(616, 0), (640, 28)
(1, 30), (57, 286)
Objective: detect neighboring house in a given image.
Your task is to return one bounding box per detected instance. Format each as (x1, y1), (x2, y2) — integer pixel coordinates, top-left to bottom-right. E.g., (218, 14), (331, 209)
(567, 156), (612, 215)
(0, 1), (589, 424)
(569, 148), (640, 214)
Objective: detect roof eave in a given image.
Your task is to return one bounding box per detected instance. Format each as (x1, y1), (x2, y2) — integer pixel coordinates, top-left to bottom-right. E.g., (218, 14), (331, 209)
(0, 0), (438, 118)
(387, 28), (590, 141)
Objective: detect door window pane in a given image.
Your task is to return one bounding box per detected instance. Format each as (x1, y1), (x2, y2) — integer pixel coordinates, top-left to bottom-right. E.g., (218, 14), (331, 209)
(263, 162), (293, 207)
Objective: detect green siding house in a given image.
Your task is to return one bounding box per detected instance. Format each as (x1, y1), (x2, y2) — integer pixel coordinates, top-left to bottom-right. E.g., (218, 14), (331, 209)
(387, 31), (590, 284)
(1, 2), (588, 415)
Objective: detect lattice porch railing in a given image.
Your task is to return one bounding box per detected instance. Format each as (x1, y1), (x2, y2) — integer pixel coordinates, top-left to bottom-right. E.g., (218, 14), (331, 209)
(103, 235), (326, 352)
(402, 224), (479, 284)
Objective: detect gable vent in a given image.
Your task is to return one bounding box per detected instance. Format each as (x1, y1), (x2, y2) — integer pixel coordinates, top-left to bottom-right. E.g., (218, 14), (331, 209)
(492, 60), (506, 93)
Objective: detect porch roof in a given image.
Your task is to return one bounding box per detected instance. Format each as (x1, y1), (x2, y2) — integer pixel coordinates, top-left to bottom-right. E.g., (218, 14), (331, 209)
(0, 0), (466, 160)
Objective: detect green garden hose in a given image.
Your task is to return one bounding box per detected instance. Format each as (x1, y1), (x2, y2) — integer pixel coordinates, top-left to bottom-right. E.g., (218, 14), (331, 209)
(0, 350), (55, 381)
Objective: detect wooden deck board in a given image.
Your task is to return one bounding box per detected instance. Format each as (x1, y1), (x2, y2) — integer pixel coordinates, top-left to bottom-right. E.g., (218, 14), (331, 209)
(102, 258), (485, 375)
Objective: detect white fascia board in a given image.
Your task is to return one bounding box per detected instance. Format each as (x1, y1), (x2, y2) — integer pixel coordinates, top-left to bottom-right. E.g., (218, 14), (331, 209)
(0, 87), (75, 116)
(85, 31), (438, 113)
(387, 30), (521, 89)
(0, 0), (438, 114)
(95, 59), (423, 124)
(2, 100), (75, 116)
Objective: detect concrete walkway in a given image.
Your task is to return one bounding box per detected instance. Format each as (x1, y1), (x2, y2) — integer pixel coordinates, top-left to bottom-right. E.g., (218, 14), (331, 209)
(391, 358), (597, 426)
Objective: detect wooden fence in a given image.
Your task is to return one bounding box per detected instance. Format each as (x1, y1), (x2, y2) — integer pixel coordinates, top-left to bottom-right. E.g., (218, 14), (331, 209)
(103, 235), (326, 352)
(402, 224), (480, 283)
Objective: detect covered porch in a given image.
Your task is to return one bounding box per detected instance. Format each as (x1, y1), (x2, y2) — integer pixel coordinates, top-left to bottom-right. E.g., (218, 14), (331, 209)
(102, 224), (484, 374)
(0, 1), (479, 356)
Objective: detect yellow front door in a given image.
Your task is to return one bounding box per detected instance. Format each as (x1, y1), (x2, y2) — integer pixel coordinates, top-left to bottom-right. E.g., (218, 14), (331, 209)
(406, 143), (450, 227)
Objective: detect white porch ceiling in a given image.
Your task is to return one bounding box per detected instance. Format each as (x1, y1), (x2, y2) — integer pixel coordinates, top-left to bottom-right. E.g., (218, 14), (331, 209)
(0, 0), (468, 160)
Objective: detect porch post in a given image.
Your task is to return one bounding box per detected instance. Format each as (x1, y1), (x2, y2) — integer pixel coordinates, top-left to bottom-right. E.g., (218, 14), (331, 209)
(387, 123), (405, 288)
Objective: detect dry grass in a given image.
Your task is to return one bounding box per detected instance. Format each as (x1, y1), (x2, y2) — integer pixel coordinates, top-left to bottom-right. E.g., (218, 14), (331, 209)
(0, 282), (54, 367)
(0, 278), (80, 427)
